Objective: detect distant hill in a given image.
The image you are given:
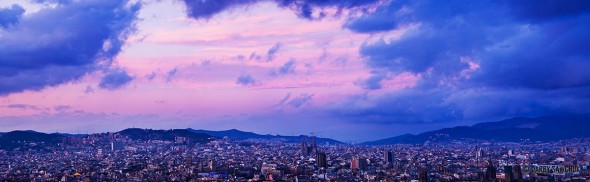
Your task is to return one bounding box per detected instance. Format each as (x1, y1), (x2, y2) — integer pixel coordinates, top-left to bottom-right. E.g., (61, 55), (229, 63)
(117, 128), (215, 143)
(0, 130), (65, 149)
(363, 115), (590, 145)
(58, 133), (89, 138)
(188, 128), (344, 144)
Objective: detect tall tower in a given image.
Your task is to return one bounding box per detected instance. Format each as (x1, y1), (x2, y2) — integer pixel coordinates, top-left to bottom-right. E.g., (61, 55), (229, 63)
(351, 157), (367, 171)
(351, 158), (359, 170)
(310, 132), (317, 152)
(512, 165), (522, 181)
(316, 152), (327, 168)
(419, 169), (428, 182)
(384, 151), (393, 163)
(301, 137), (308, 155)
(485, 160), (497, 181)
(504, 166), (514, 182)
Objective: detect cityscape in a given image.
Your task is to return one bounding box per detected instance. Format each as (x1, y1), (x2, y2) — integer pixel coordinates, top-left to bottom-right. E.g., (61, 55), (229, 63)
(2, 0), (590, 181)
(1, 116), (590, 181)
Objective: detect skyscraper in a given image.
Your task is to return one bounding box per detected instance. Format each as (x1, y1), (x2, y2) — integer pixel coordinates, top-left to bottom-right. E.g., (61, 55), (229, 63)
(311, 134), (317, 151)
(351, 158), (359, 170)
(512, 165), (522, 181)
(316, 152), (327, 168)
(359, 158), (368, 171)
(301, 138), (308, 155)
(111, 142), (124, 151)
(384, 151), (393, 163)
(485, 160), (497, 182)
(351, 157), (367, 171)
(504, 166), (514, 182)
(419, 170), (428, 182)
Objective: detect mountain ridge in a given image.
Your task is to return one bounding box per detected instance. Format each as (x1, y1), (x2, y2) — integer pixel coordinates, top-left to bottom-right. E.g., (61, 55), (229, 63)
(0, 130), (65, 149)
(117, 128), (215, 143)
(187, 128), (344, 144)
(362, 115), (590, 145)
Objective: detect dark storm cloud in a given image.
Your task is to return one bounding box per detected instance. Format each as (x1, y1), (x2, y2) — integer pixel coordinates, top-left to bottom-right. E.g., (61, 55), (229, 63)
(352, 0), (590, 90)
(181, 0), (259, 19)
(236, 74), (257, 86)
(504, 0), (590, 22)
(326, 85), (590, 125)
(0, 4), (25, 29)
(333, 89), (462, 124)
(359, 71), (386, 90)
(181, 0), (379, 20)
(178, 0), (590, 124)
(99, 68), (134, 90)
(31, 0), (72, 4)
(0, 0), (140, 95)
(332, 0), (590, 124)
(343, 9), (397, 33)
(275, 0), (380, 19)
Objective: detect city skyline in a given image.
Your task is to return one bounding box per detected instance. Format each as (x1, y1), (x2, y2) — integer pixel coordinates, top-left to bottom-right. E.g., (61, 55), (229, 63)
(1, 0), (589, 141)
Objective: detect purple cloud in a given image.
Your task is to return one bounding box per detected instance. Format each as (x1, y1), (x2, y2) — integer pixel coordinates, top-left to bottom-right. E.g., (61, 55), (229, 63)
(266, 42), (283, 62)
(166, 68), (178, 82)
(271, 59), (296, 76)
(0, 0), (140, 95)
(180, 0), (379, 20)
(288, 94), (313, 108)
(0, 4), (24, 29)
(236, 74), (257, 86)
(99, 68), (134, 90)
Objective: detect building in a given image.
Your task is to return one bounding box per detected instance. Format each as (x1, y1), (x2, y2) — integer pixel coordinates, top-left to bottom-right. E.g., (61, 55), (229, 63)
(512, 165), (522, 181)
(360, 159), (367, 171)
(351, 158), (367, 171)
(351, 158), (358, 170)
(311, 135), (317, 151)
(62, 137), (83, 145)
(485, 161), (497, 182)
(504, 166), (514, 182)
(316, 152), (327, 168)
(111, 142), (124, 151)
(301, 138), (308, 155)
(476, 148), (484, 158)
(384, 151), (393, 163)
(419, 170), (428, 182)
(175, 136), (190, 144)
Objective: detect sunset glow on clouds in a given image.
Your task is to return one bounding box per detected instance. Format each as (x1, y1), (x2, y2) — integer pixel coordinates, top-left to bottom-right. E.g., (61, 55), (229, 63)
(1, 0), (589, 141)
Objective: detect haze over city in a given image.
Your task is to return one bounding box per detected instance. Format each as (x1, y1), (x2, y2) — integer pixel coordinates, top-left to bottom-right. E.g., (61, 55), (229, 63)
(1, 0), (589, 142)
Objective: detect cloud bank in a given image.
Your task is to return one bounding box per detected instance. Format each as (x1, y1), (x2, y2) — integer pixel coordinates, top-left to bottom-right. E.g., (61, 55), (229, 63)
(181, 0), (379, 20)
(340, 0), (590, 123)
(0, 0), (140, 95)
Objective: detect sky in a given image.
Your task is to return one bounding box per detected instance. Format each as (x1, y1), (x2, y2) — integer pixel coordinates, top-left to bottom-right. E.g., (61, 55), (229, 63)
(0, 0), (589, 142)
